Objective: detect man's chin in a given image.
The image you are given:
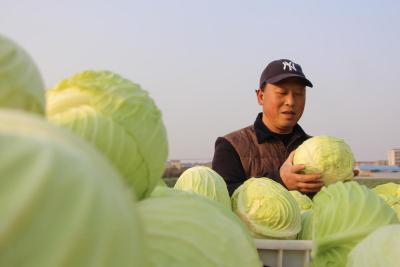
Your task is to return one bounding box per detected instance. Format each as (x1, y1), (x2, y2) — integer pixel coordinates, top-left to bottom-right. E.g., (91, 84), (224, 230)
(278, 123), (297, 133)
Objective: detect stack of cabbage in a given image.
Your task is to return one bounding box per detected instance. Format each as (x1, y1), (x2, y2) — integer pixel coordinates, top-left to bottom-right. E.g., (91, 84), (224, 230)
(46, 70), (168, 199)
(294, 181), (400, 266)
(0, 35), (263, 267)
(373, 182), (400, 219)
(0, 34), (45, 114)
(311, 181), (399, 267)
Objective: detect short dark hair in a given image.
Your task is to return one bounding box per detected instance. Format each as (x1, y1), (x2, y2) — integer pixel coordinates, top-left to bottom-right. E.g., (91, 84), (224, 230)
(260, 82), (267, 91)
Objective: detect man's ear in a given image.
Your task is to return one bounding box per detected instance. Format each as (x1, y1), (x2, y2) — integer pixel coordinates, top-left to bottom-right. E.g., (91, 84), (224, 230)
(256, 89), (264, 105)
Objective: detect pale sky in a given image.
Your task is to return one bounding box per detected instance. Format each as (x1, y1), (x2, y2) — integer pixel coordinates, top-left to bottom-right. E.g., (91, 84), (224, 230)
(2, 0), (399, 161)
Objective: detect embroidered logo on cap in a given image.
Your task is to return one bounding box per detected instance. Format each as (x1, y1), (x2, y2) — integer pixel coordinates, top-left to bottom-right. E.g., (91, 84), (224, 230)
(282, 61), (297, 71)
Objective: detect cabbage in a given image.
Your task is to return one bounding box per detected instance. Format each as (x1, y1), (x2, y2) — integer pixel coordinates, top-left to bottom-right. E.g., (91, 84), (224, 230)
(0, 110), (145, 267)
(373, 182), (400, 197)
(137, 193), (262, 267)
(293, 135), (355, 185)
(174, 166), (231, 210)
(289, 190), (313, 213)
(311, 181), (399, 267)
(46, 70), (168, 199)
(373, 183), (400, 219)
(0, 35), (45, 114)
(297, 210), (313, 240)
(231, 177), (301, 239)
(378, 195), (400, 220)
(150, 185), (189, 198)
(347, 224), (400, 267)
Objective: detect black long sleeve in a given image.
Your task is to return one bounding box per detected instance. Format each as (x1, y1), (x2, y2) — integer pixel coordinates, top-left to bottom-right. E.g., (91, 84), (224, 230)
(211, 137), (245, 195)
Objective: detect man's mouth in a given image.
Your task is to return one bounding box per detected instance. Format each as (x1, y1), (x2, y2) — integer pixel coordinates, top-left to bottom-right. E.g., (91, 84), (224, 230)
(282, 111), (296, 115)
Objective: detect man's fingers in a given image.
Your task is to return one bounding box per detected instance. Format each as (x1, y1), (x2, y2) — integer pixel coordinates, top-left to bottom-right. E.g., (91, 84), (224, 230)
(290, 164), (305, 173)
(297, 181), (324, 192)
(295, 173), (322, 183)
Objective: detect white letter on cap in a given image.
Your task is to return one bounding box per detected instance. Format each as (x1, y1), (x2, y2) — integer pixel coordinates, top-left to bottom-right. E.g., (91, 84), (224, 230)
(282, 61), (297, 71)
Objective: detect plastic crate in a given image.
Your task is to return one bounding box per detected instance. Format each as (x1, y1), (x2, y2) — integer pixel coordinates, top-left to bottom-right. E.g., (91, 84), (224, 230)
(254, 239), (312, 267)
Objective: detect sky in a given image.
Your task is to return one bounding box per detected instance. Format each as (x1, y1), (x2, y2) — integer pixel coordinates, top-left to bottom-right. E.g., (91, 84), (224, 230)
(1, 0), (399, 161)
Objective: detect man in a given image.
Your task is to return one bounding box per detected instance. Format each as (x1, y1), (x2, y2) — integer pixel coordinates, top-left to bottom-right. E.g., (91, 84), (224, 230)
(212, 59), (323, 197)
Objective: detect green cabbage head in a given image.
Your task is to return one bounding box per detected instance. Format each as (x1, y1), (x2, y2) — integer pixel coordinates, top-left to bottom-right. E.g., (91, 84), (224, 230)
(311, 181), (399, 267)
(0, 110), (146, 267)
(150, 185), (189, 198)
(46, 70), (168, 199)
(347, 224), (400, 267)
(232, 177), (301, 239)
(174, 166), (231, 210)
(289, 190), (313, 213)
(293, 135), (355, 185)
(0, 35), (45, 114)
(297, 210), (313, 240)
(373, 183), (400, 220)
(373, 182), (400, 197)
(138, 193), (262, 267)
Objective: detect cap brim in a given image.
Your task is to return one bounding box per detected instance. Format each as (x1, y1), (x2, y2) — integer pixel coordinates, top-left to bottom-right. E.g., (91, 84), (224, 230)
(267, 73), (313, 88)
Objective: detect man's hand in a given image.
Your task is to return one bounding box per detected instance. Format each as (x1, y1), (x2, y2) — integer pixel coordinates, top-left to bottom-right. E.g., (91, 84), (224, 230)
(280, 150), (324, 193)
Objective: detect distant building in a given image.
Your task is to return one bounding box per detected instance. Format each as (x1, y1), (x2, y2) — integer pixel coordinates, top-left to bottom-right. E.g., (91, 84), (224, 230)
(179, 159), (212, 168)
(165, 159), (211, 169)
(388, 149), (400, 166)
(375, 160), (388, 166)
(355, 161), (376, 166)
(355, 160), (388, 167)
(356, 165), (400, 172)
(167, 160), (182, 169)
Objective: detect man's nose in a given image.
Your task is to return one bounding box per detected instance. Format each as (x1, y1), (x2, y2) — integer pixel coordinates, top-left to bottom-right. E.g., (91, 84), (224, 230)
(285, 92), (295, 106)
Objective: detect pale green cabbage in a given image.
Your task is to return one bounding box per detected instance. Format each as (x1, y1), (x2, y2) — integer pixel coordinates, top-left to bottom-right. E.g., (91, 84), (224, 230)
(231, 177), (301, 239)
(0, 110), (145, 267)
(293, 135), (355, 185)
(373, 183), (400, 220)
(289, 190), (313, 213)
(174, 166), (231, 210)
(378, 195), (400, 220)
(297, 210), (313, 240)
(373, 182), (400, 197)
(46, 70), (168, 199)
(150, 185), (189, 198)
(347, 224), (400, 267)
(137, 193), (262, 267)
(0, 35), (45, 114)
(311, 181), (399, 267)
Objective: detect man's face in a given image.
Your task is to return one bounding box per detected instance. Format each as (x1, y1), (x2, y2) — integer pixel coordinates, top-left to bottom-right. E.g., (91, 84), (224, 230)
(256, 78), (306, 134)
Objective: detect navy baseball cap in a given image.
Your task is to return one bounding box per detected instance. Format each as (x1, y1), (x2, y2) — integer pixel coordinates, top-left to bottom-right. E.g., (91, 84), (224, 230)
(259, 59), (313, 88)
